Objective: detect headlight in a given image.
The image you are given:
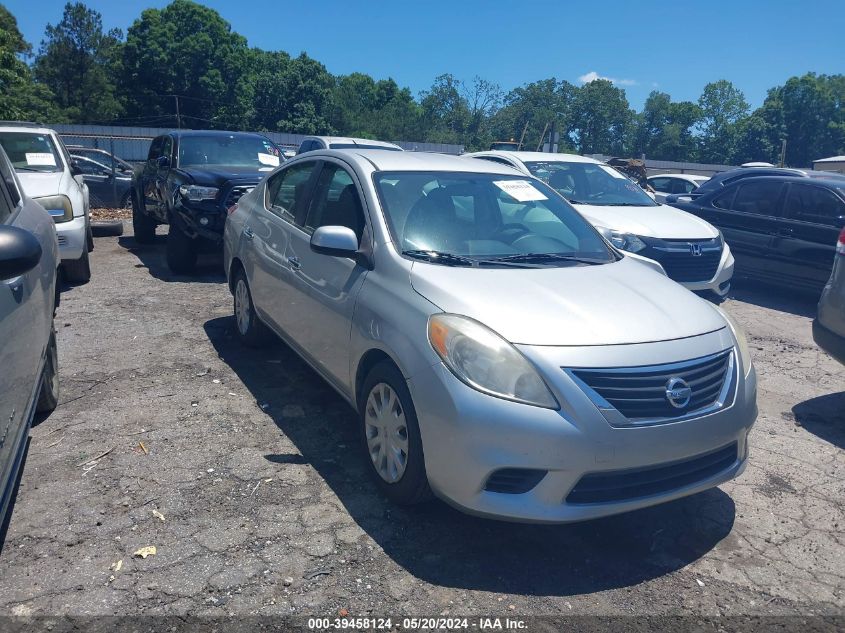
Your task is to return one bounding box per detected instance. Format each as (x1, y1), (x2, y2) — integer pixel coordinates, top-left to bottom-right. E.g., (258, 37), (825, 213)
(179, 185), (219, 201)
(717, 307), (752, 376)
(34, 194), (73, 223)
(428, 314), (558, 409)
(595, 226), (647, 253)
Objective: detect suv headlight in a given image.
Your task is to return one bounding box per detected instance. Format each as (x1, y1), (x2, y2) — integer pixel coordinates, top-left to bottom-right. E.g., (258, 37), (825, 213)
(717, 307), (752, 376)
(179, 185), (219, 201)
(428, 314), (558, 409)
(34, 194), (74, 223)
(595, 226), (647, 253)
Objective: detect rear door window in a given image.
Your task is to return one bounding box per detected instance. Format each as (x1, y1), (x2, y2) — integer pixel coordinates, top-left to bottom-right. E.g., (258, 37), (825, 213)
(730, 181), (784, 216)
(265, 161), (317, 225)
(649, 177), (672, 193)
(784, 185), (845, 226)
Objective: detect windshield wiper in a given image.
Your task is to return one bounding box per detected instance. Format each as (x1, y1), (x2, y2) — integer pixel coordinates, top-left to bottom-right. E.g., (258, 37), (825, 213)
(488, 253), (609, 265)
(14, 166), (45, 172)
(402, 250), (477, 267)
(601, 202), (654, 206)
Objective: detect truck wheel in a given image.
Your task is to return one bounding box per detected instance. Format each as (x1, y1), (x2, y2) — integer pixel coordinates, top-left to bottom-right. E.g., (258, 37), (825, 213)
(86, 222), (94, 252)
(36, 325), (59, 414)
(233, 269), (272, 347)
(166, 221), (197, 274)
(63, 248), (91, 284)
(132, 192), (156, 244)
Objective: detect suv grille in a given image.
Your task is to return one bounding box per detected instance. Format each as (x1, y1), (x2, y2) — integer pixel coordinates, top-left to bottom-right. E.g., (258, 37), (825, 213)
(570, 350), (733, 422)
(566, 442), (738, 504)
(225, 184), (257, 208)
(643, 238), (722, 282)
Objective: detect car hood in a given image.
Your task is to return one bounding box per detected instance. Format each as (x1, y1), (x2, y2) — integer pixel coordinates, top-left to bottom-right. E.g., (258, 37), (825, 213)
(16, 171), (67, 199)
(177, 166), (269, 186)
(573, 203), (719, 239)
(409, 256), (726, 346)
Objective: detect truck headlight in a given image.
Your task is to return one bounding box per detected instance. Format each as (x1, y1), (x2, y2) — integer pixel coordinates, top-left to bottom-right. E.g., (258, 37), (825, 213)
(428, 314), (558, 409)
(179, 185), (219, 201)
(595, 226), (647, 253)
(34, 194), (74, 223)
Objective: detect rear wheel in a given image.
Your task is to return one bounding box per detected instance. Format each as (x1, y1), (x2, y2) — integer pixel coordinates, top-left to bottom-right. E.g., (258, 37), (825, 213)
(165, 221), (197, 274)
(233, 270), (272, 347)
(132, 192), (156, 244)
(36, 325), (59, 414)
(359, 361), (431, 505)
(63, 247), (91, 284)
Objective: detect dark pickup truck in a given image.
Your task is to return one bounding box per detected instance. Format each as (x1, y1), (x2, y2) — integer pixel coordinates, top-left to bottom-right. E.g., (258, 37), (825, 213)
(131, 130), (282, 273)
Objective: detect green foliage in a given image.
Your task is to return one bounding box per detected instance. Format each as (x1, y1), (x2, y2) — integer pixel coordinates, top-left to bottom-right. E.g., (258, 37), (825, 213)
(633, 91), (702, 161)
(570, 79), (631, 155)
(697, 80), (750, 163)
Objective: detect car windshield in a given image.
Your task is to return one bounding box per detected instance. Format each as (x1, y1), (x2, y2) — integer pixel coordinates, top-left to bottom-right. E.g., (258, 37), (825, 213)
(178, 135), (281, 169)
(523, 161), (658, 207)
(373, 171), (616, 266)
(329, 143), (402, 151)
(0, 131), (63, 173)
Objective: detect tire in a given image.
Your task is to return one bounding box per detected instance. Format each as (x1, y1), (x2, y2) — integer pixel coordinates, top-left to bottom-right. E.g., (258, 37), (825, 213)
(86, 222), (94, 252)
(165, 221), (198, 274)
(36, 325), (59, 414)
(63, 247), (91, 284)
(91, 220), (124, 237)
(232, 269), (272, 347)
(359, 361), (432, 505)
(132, 191), (156, 244)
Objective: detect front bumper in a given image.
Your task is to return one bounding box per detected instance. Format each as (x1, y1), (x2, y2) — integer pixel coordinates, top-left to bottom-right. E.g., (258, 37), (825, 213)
(55, 215), (86, 261)
(408, 328), (757, 523)
(681, 243), (734, 297)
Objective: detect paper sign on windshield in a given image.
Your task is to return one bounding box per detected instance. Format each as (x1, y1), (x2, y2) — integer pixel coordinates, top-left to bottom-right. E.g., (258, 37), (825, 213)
(493, 180), (548, 202)
(258, 153), (280, 167)
(25, 153), (56, 166)
(599, 165), (627, 179)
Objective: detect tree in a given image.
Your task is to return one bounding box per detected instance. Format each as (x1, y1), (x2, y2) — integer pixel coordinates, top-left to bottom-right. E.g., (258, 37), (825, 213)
(33, 2), (122, 123)
(729, 114), (778, 164)
(491, 78), (575, 151)
(461, 76), (502, 150)
(697, 80), (749, 162)
(569, 79), (631, 155)
(633, 91), (702, 160)
(419, 74), (470, 145)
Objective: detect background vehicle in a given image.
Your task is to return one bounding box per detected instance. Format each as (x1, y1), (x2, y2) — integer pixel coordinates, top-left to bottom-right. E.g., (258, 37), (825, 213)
(649, 174), (711, 204)
(468, 151), (734, 298)
(814, 227), (845, 364)
(72, 155), (132, 208)
(672, 175), (845, 293)
(130, 130), (282, 274)
(0, 146), (60, 527)
(0, 124), (92, 283)
(296, 136), (403, 154)
(224, 149), (756, 523)
(67, 146), (133, 175)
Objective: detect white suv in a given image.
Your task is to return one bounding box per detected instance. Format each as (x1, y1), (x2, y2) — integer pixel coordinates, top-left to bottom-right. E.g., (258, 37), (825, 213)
(468, 151), (734, 299)
(0, 124), (92, 283)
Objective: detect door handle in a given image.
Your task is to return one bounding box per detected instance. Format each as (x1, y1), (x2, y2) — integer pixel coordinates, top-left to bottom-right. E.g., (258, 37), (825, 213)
(243, 226), (254, 240)
(776, 226), (795, 236)
(289, 256), (301, 271)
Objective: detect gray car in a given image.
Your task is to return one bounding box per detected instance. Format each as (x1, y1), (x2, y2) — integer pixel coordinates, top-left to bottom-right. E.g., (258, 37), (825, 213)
(223, 150), (758, 523)
(0, 146), (60, 526)
(813, 227), (845, 364)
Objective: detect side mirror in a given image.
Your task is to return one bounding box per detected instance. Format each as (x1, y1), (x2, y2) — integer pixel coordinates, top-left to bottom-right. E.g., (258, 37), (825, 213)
(665, 194), (678, 204)
(0, 225), (42, 280)
(70, 157), (83, 177)
(157, 155), (170, 168)
(310, 225), (359, 258)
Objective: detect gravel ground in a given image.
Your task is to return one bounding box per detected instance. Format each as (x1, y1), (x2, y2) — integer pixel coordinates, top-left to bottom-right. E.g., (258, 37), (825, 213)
(0, 224), (842, 620)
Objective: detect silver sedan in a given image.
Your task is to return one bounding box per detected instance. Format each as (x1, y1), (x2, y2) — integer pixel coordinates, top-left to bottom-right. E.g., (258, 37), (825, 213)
(223, 149), (757, 523)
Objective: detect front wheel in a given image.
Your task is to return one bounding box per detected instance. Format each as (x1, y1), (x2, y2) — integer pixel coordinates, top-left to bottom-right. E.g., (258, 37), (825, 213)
(359, 361), (431, 505)
(132, 192), (157, 244)
(36, 325), (59, 413)
(165, 221), (198, 274)
(63, 247), (91, 284)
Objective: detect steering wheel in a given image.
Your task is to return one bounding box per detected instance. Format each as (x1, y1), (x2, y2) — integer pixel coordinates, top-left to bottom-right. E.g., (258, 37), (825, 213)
(492, 223), (531, 244)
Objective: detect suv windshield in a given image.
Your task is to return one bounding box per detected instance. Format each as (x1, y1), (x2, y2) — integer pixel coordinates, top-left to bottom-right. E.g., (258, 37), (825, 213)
(0, 131), (63, 173)
(374, 171), (616, 266)
(524, 161), (658, 207)
(178, 135), (281, 169)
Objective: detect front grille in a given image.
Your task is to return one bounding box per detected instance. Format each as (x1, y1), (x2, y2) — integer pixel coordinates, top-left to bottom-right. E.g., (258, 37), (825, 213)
(484, 468), (547, 494)
(571, 350), (733, 422)
(566, 442), (738, 504)
(224, 184), (257, 208)
(644, 239), (722, 282)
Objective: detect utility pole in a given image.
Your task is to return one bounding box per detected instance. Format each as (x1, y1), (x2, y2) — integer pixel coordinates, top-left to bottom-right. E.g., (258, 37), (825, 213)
(779, 139), (787, 167)
(173, 95), (181, 129)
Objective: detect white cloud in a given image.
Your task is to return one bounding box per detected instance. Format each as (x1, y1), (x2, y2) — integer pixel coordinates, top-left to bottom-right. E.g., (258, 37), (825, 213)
(578, 71), (637, 87)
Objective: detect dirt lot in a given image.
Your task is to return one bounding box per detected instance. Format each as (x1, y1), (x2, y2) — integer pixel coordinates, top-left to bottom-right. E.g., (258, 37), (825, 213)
(0, 225), (843, 619)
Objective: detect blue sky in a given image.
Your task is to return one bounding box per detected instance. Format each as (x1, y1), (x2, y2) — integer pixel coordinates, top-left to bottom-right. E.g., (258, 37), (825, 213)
(6, 0), (845, 110)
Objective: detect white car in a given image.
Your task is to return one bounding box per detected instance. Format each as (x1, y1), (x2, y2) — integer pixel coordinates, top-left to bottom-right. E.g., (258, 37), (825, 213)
(296, 136), (403, 154)
(0, 125), (91, 283)
(467, 151), (734, 298)
(648, 173), (711, 204)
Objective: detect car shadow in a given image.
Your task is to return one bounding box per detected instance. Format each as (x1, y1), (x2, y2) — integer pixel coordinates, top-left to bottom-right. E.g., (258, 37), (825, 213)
(204, 316), (736, 597)
(727, 279), (819, 318)
(792, 392), (845, 449)
(117, 234), (225, 284)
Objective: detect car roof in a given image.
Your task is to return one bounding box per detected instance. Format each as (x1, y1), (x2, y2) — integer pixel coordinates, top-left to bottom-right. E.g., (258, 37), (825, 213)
(166, 130), (273, 140)
(303, 136), (402, 149)
(649, 173), (710, 180)
(0, 125), (57, 136)
(715, 174), (845, 189)
(294, 149), (525, 176)
(468, 150), (602, 164)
